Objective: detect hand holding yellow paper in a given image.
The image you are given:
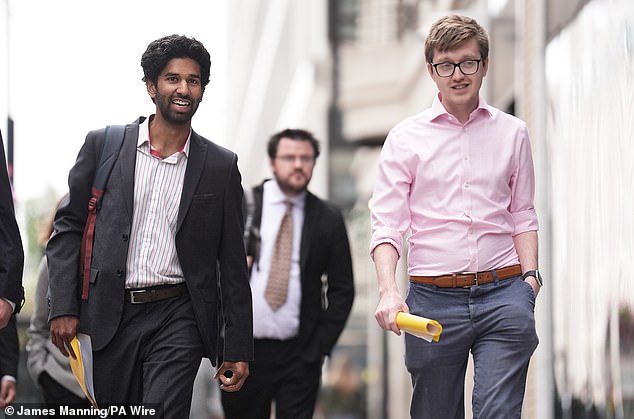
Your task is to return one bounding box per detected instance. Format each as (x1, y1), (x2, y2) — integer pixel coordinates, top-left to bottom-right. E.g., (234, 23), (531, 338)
(396, 312), (443, 342)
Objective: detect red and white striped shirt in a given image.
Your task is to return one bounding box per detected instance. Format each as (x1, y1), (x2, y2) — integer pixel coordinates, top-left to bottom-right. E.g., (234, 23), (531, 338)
(125, 116), (190, 289)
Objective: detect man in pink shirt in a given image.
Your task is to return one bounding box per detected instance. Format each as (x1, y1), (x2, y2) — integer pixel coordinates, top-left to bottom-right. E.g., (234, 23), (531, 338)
(371, 15), (542, 419)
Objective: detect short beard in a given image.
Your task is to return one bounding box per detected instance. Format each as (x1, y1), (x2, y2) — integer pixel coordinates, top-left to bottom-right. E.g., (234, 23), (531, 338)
(275, 173), (310, 196)
(156, 92), (198, 125)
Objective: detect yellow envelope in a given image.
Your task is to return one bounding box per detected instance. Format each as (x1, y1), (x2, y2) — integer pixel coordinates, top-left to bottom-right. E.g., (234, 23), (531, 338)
(396, 312), (443, 342)
(68, 333), (98, 407)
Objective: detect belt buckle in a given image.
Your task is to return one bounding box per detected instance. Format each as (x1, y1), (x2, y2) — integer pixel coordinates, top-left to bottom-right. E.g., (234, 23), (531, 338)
(129, 289), (147, 304)
(459, 271), (478, 288)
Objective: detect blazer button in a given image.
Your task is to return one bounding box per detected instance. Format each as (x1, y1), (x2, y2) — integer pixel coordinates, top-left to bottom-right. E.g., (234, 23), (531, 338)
(117, 269), (123, 278)
(122, 234), (129, 242)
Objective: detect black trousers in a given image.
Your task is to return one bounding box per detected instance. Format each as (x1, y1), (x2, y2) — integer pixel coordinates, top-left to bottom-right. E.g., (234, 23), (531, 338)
(221, 338), (322, 419)
(92, 294), (203, 418)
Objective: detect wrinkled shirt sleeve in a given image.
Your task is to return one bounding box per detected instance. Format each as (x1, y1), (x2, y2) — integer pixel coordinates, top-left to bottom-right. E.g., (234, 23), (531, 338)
(370, 130), (413, 258)
(509, 124), (539, 235)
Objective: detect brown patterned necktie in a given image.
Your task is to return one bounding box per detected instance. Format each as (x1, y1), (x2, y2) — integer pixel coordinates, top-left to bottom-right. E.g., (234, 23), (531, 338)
(265, 200), (294, 310)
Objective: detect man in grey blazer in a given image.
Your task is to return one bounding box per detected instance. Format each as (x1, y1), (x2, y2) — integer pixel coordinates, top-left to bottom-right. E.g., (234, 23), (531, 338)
(221, 129), (354, 419)
(47, 35), (253, 417)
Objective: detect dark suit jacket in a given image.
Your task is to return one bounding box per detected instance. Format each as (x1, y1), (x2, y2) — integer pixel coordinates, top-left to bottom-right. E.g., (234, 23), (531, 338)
(0, 315), (19, 378)
(0, 131), (24, 312)
(46, 117), (253, 364)
(245, 181), (354, 363)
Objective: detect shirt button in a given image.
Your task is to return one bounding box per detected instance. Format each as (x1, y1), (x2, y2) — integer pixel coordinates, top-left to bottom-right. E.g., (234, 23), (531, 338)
(464, 183), (470, 188)
(122, 234), (129, 242)
(117, 270), (123, 278)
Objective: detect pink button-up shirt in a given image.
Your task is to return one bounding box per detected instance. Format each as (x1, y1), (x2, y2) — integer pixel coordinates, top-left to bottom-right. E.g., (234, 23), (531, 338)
(370, 94), (538, 276)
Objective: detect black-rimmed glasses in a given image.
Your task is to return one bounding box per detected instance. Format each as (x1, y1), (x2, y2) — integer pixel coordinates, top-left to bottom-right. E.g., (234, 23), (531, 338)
(275, 155), (315, 164)
(431, 59), (482, 77)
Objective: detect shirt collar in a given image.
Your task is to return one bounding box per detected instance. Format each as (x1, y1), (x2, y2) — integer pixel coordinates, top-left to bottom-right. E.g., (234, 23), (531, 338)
(264, 179), (306, 209)
(427, 93), (494, 122)
(137, 115), (191, 158)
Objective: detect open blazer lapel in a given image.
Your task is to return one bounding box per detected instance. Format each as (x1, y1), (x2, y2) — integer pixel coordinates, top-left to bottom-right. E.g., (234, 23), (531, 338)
(177, 131), (207, 232)
(118, 122), (141, 220)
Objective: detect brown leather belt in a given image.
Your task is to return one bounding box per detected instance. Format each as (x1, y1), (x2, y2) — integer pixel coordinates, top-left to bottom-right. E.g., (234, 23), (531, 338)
(410, 264), (522, 288)
(125, 283), (187, 304)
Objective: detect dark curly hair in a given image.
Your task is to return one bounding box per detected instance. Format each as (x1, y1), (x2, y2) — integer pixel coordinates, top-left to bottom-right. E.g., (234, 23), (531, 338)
(141, 34), (211, 87)
(267, 129), (321, 160)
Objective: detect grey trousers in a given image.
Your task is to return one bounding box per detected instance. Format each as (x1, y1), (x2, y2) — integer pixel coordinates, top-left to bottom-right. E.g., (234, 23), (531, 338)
(405, 276), (538, 419)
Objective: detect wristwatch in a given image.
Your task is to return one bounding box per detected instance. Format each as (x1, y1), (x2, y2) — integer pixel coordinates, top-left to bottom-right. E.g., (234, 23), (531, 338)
(522, 270), (543, 287)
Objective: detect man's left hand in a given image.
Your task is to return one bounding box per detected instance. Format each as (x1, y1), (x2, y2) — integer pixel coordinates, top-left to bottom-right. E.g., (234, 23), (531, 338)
(215, 361), (249, 392)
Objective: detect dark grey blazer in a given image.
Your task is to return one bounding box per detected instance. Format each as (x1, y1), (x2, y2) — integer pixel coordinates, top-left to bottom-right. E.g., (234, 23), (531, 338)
(0, 315), (19, 378)
(0, 131), (24, 312)
(46, 117), (253, 364)
(246, 181), (354, 363)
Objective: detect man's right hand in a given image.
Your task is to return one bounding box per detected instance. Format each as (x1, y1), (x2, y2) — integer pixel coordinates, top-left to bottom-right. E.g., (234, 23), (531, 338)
(50, 316), (80, 359)
(372, 243), (408, 335)
(375, 289), (409, 336)
(0, 378), (16, 408)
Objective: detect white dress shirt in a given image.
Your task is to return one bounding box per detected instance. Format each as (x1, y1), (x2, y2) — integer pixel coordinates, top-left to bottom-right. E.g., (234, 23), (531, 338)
(251, 179), (305, 339)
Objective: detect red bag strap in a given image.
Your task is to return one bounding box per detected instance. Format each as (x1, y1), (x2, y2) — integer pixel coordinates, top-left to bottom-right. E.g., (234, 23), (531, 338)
(78, 124), (125, 301)
(80, 187), (103, 300)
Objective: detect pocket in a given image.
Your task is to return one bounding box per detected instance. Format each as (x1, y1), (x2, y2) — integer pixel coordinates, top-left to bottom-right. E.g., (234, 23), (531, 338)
(518, 279), (536, 310)
(191, 194), (218, 214)
(90, 268), (99, 284)
(192, 193), (217, 202)
(521, 278), (536, 297)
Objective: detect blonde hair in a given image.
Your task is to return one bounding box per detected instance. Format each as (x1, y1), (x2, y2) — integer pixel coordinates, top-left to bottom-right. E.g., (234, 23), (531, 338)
(424, 15), (489, 63)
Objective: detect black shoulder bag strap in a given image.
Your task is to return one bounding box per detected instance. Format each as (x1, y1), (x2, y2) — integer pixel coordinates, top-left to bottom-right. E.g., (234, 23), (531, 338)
(243, 186), (255, 249)
(80, 125), (126, 300)
(243, 185), (263, 272)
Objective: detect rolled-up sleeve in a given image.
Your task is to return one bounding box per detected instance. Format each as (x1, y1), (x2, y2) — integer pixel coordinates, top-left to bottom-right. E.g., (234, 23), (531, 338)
(509, 125), (539, 235)
(370, 131), (413, 258)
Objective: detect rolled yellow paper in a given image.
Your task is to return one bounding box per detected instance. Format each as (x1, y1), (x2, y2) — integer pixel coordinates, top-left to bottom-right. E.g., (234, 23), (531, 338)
(396, 312), (443, 342)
